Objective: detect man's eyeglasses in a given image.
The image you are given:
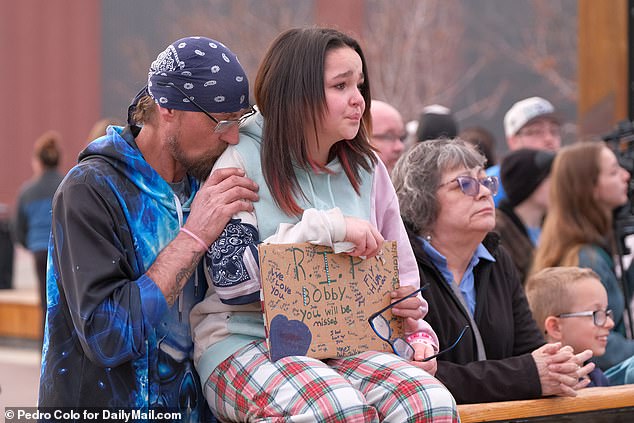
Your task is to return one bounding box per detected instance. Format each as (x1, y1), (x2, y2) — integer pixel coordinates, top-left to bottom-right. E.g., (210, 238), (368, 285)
(372, 132), (407, 143)
(437, 175), (499, 197)
(368, 284), (470, 361)
(155, 81), (255, 134)
(557, 309), (613, 327)
(517, 125), (561, 138)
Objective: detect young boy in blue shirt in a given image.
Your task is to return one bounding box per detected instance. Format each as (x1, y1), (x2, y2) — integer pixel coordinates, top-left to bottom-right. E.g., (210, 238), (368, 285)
(526, 267), (612, 386)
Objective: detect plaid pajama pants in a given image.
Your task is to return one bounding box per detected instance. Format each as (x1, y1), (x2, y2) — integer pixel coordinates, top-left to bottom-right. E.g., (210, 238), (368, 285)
(205, 340), (459, 422)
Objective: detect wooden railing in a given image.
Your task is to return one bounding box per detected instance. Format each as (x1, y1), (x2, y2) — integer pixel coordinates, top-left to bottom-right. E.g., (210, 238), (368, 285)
(3, 287), (634, 423)
(0, 289), (41, 340)
(457, 384), (634, 422)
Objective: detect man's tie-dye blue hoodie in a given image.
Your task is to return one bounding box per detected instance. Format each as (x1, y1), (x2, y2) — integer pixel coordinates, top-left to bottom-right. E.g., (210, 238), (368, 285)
(38, 126), (213, 421)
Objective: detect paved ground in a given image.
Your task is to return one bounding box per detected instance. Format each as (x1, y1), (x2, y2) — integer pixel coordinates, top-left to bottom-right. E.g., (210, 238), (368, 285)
(0, 339), (40, 409)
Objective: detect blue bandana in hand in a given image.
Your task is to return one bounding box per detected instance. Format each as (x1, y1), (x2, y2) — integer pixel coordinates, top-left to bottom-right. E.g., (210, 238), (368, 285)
(146, 36), (249, 114)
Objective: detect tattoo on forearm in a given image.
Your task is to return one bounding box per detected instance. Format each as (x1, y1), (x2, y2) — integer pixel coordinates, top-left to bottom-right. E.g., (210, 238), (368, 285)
(165, 251), (204, 306)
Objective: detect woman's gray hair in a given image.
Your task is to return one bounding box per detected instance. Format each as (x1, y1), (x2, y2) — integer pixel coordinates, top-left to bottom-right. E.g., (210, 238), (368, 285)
(392, 138), (487, 235)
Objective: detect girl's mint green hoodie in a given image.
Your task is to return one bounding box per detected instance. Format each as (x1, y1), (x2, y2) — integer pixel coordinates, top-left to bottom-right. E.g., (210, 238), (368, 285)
(190, 112), (437, 384)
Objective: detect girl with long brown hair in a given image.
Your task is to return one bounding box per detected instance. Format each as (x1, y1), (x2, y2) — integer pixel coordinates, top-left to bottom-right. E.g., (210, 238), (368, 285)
(532, 141), (634, 377)
(191, 27), (457, 422)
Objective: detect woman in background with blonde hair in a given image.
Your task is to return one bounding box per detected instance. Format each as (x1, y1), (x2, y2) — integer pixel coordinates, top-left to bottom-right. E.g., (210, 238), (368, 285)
(531, 141), (634, 374)
(14, 130), (64, 339)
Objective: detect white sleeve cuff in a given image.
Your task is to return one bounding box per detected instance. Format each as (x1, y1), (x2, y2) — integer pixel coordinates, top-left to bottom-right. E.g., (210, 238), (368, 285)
(325, 207), (346, 243)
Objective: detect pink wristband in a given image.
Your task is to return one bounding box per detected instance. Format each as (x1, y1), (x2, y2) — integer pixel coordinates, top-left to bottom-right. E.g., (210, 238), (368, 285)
(406, 332), (434, 345)
(180, 227), (209, 251)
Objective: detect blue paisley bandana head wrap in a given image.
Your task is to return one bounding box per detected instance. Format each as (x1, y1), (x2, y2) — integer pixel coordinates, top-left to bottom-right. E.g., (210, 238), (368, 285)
(146, 36), (249, 114)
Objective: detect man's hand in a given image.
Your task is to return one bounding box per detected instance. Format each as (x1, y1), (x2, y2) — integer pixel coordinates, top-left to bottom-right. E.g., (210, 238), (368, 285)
(184, 168), (259, 247)
(150, 168), (258, 306)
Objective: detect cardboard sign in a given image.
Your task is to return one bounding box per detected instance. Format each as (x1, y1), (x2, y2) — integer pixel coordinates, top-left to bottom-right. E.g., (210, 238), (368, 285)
(258, 241), (402, 361)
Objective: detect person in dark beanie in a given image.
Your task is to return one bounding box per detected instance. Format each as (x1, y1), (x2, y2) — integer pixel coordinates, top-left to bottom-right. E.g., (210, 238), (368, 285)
(459, 126), (497, 169)
(495, 148), (556, 284)
(415, 104), (458, 142)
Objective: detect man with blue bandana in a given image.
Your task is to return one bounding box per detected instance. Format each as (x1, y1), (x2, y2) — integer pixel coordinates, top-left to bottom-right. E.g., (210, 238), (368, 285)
(38, 37), (259, 421)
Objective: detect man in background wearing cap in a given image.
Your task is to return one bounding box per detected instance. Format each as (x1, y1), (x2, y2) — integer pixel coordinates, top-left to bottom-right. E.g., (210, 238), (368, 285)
(487, 96), (561, 206)
(38, 37), (258, 421)
(370, 99), (407, 174)
(495, 148), (556, 284)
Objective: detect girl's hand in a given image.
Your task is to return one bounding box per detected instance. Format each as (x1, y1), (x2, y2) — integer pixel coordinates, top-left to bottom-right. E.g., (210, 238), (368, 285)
(343, 216), (384, 257)
(411, 342), (438, 376)
(389, 286), (428, 336)
(389, 286), (426, 321)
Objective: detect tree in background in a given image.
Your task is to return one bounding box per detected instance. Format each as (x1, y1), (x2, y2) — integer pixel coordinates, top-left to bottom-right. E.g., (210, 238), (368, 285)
(111, 0), (576, 152)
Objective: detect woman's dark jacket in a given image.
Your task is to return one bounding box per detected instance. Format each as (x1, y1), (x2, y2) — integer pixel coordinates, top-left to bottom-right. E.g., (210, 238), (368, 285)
(408, 228), (546, 403)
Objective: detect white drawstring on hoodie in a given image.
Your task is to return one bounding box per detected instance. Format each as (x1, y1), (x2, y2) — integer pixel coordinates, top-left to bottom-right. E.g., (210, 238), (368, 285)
(173, 193), (199, 321)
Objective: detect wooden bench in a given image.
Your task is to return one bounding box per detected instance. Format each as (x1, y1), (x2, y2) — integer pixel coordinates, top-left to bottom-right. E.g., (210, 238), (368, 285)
(457, 384), (634, 422)
(0, 288), (42, 340)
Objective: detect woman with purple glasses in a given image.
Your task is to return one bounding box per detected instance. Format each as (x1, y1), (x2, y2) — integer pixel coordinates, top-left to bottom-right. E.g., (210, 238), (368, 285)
(391, 138), (594, 404)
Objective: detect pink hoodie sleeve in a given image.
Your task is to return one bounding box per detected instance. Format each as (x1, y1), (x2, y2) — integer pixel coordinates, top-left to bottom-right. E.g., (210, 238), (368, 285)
(370, 159), (439, 349)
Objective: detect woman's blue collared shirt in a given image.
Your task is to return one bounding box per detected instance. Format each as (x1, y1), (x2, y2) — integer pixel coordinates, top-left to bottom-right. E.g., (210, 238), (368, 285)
(417, 235), (495, 316)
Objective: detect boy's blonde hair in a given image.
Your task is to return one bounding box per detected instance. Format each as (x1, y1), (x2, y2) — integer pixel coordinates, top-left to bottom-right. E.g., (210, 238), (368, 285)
(525, 267), (600, 333)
